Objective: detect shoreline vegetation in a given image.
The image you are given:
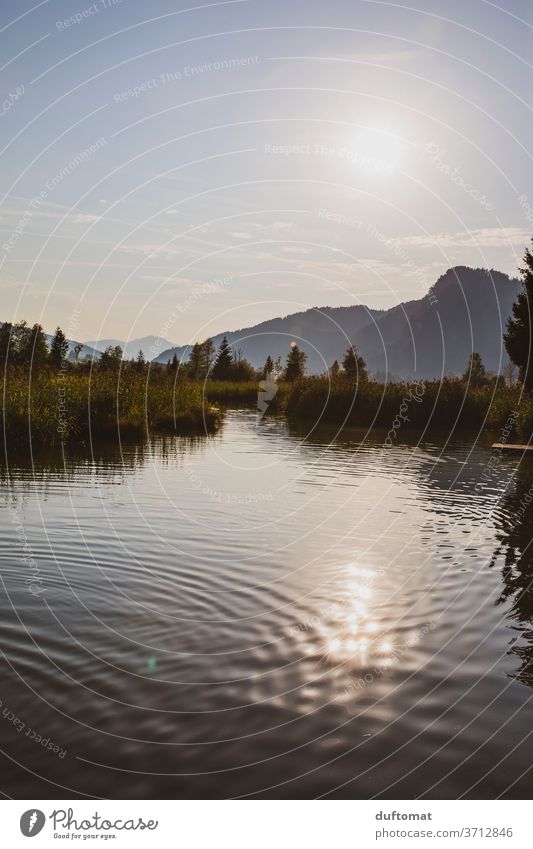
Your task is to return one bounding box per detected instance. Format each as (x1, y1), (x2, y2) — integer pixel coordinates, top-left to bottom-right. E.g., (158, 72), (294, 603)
(3, 239), (533, 448)
(1, 369), (222, 446)
(281, 376), (530, 440)
(2, 368), (530, 448)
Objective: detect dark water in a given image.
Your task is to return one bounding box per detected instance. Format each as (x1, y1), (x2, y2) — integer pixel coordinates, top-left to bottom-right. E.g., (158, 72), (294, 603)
(1, 410), (533, 799)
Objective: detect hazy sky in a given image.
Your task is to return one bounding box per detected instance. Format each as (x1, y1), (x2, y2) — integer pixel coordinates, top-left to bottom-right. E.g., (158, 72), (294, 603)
(1, 0), (532, 345)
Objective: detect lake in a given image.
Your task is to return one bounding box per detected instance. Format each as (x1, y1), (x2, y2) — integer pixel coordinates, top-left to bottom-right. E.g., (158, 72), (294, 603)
(1, 409), (533, 799)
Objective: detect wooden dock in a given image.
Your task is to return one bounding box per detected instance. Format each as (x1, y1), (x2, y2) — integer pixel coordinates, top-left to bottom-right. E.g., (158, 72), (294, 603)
(492, 443), (533, 453)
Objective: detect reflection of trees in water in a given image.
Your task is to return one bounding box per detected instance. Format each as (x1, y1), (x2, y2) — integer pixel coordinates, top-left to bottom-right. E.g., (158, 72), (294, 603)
(491, 464), (533, 686)
(0, 433), (212, 506)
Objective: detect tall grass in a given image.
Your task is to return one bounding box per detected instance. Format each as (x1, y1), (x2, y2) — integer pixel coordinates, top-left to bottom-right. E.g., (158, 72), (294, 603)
(4, 369), (532, 447)
(0, 369), (221, 446)
(283, 376), (533, 439)
(203, 380), (260, 404)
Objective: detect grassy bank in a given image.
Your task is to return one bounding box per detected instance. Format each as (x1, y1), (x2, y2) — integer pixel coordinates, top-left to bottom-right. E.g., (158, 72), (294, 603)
(282, 376), (532, 440)
(5, 370), (532, 447)
(0, 370), (221, 446)
(203, 380), (260, 404)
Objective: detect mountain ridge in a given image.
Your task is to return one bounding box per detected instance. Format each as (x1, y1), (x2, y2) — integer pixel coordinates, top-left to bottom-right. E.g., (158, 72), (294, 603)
(85, 335), (176, 361)
(152, 266), (521, 379)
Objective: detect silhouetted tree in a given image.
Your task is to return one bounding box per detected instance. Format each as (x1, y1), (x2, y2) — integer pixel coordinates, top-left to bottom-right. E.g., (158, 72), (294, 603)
(262, 355), (274, 378)
(342, 345), (367, 381)
(15, 323), (48, 371)
(167, 352), (179, 373)
(135, 350), (146, 371)
(0, 322), (13, 367)
(187, 338), (214, 380)
(201, 338), (215, 375)
(99, 345), (123, 371)
(211, 337), (234, 380)
(232, 357), (256, 382)
(505, 243), (533, 390)
(49, 326), (69, 369)
(462, 352), (487, 387)
(284, 344), (306, 382)
(330, 359), (340, 378)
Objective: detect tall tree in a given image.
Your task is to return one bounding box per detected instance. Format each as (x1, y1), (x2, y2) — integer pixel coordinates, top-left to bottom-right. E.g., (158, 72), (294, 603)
(232, 356), (255, 382)
(187, 343), (203, 379)
(0, 322), (13, 367)
(167, 352), (179, 373)
(284, 344), (306, 382)
(99, 345), (123, 371)
(200, 338), (215, 376)
(211, 337), (234, 380)
(49, 326), (69, 369)
(19, 323), (49, 371)
(462, 352), (487, 387)
(262, 355), (274, 378)
(505, 243), (533, 389)
(342, 344), (367, 381)
(330, 359), (340, 379)
(187, 338), (214, 380)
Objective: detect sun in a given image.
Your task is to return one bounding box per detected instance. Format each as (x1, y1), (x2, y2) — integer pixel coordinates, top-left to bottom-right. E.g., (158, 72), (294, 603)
(349, 121), (409, 173)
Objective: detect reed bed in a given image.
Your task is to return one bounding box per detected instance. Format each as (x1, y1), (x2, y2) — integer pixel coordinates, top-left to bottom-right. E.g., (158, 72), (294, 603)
(283, 376), (531, 439)
(0, 369), (221, 446)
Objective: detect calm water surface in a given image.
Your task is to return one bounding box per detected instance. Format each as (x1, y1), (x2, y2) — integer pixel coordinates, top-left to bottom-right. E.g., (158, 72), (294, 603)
(1, 410), (533, 798)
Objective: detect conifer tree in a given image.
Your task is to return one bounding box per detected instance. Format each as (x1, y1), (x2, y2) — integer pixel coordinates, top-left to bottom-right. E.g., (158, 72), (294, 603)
(505, 243), (533, 390)
(211, 337), (234, 380)
(50, 326), (69, 369)
(284, 344), (306, 382)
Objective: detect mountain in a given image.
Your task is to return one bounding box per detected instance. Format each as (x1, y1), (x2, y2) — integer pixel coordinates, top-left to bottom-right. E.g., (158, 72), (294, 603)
(153, 305), (384, 374)
(154, 266), (521, 379)
(361, 266), (521, 378)
(85, 336), (175, 361)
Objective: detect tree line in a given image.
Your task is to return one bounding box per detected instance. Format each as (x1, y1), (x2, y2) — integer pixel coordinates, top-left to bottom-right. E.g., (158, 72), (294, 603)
(169, 335), (372, 383)
(4, 227), (533, 389)
(0, 318), (509, 387)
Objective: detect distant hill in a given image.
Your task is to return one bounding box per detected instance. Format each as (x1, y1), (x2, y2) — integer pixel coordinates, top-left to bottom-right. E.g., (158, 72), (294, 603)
(154, 266), (521, 379)
(358, 267), (521, 378)
(85, 336), (175, 361)
(153, 305), (384, 374)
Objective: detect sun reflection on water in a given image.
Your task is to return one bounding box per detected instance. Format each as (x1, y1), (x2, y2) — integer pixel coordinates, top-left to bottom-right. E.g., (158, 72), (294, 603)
(314, 563), (398, 666)
(290, 561), (428, 674)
